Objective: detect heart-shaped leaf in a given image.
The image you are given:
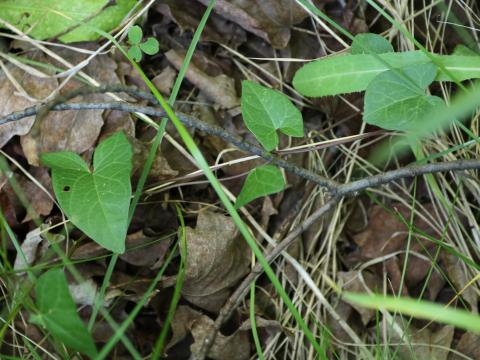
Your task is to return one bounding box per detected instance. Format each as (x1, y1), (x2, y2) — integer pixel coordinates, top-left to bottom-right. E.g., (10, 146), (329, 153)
(241, 80), (303, 151)
(41, 132), (132, 253)
(351, 33), (394, 54)
(30, 269), (97, 358)
(364, 62), (444, 131)
(140, 37), (160, 55)
(235, 164), (285, 208)
(128, 25), (143, 44)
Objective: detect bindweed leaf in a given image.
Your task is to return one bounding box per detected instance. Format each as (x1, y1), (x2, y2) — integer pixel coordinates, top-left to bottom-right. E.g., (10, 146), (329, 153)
(41, 132), (132, 253)
(363, 62), (444, 131)
(241, 81), (303, 151)
(292, 51), (480, 97)
(236, 165), (285, 208)
(140, 37), (160, 55)
(31, 269), (97, 357)
(351, 33), (394, 54)
(453, 44), (478, 56)
(128, 45), (143, 62)
(128, 25), (143, 44)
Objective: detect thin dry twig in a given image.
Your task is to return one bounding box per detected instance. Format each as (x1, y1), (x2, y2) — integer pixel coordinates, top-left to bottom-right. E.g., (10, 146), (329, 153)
(0, 85), (339, 191)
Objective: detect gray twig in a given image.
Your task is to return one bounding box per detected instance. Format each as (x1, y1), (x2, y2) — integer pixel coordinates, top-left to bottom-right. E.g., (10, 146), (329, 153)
(0, 98), (339, 192)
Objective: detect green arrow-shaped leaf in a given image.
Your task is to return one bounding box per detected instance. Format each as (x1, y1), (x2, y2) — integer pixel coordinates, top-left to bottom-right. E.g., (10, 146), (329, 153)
(363, 62), (445, 131)
(31, 269), (97, 358)
(41, 132), (132, 253)
(235, 165), (285, 208)
(241, 81), (303, 151)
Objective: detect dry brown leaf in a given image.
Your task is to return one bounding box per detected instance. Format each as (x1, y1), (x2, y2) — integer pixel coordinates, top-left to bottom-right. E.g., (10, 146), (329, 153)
(154, 0), (246, 47)
(338, 270), (382, 325)
(101, 110), (135, 139)
(133, 139), (178, 180)
(196, 0), (308, 48)
(352, 204), (440, 294)
(152, 66), (177, 96)
(21, 94), (104, 165)
(18, 167), (53, 221)
(440, 251), (477, 313)
(168, 305), (254, 359)
(20, 54), (122, 165)
(167, 305), (203, 350)
(397, 325), (454, 360)
(0, 62), (58, 148)
(190, 315), (250, 360)
(450, 332), (480, 360)
(120, 231), (171, 268)
(238, 317), (282, 348)
(165, 49), (240, 109)
(182, 211), (250, 312)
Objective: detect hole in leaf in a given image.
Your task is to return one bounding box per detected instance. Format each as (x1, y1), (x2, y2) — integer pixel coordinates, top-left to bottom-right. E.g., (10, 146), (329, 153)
(63, 186), (71, 192)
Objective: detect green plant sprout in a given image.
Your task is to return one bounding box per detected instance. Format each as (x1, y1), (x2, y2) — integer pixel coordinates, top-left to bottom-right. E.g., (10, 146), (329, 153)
(127, 25), (159, 62)
(41, 132), (132, 253)
(293, 33), (480, 131)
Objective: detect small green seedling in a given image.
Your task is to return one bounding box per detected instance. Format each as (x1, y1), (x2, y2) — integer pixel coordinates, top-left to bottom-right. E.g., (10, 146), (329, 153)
(235, 81), (304, 207)
(127, 25), (159, 62)
(41, 132), (132, 253)
(30, 269), (97, 358)
(236, 165), (285, 208)
(293, 33), (480, 131)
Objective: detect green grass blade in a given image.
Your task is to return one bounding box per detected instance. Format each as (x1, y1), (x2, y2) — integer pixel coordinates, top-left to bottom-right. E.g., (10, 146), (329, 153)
(150, 206), (186, 359)
(250, 283), (265, 360)
(99, 26), (326, 360)
(95, 244), (178, 360)
(344, 292), (480, 333)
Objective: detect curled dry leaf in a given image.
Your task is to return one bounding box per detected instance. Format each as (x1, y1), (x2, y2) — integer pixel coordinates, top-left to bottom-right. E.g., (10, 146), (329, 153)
(168, 305), (252, 360)
(165, 49), (240, 109)
(196, 0), (308, 48)
(182, 211), (250, 312)
(190, 315), (250, 360)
